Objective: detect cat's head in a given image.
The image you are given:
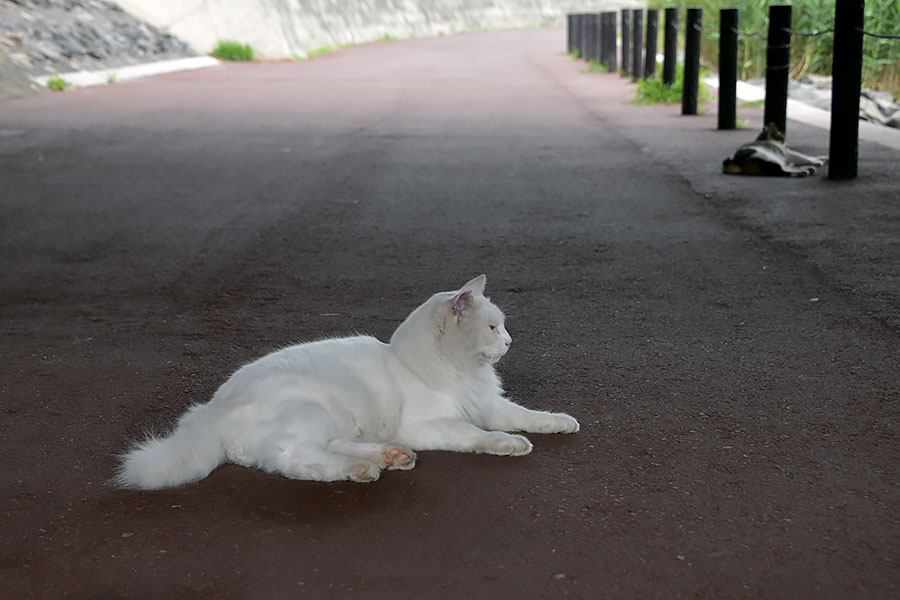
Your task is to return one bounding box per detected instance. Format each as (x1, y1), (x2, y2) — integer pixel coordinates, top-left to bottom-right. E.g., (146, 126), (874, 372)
(757, 122), (786, 142)
(439, 275), (512, 366)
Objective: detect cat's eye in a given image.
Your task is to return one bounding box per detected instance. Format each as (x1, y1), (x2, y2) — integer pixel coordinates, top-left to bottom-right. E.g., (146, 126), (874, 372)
(489, 325), (497, 331)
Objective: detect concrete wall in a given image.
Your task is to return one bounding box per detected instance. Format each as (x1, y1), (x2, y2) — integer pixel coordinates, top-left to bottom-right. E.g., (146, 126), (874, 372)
(116, 0), (641, 58)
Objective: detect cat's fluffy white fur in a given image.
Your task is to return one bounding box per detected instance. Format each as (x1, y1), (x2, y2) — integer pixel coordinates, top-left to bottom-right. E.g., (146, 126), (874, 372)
(116, 275), (579, 489)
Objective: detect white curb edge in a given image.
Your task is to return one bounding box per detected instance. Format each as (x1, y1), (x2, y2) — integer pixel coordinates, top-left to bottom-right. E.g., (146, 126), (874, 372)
(704, 75), (900, 152)
(31, 56), (220, 89)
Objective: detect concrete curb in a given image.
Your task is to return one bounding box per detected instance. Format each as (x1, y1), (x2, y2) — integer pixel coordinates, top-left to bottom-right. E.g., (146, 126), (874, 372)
(704, 74), (900, 151)
(31, 56), (220, 90)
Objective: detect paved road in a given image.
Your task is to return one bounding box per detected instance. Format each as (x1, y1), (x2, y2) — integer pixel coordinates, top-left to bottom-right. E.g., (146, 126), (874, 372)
(2, 28), (898, 599)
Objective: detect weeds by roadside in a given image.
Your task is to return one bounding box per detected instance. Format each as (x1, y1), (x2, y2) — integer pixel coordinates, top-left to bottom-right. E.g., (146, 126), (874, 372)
(47, 73), (69, 91)
(211, 40), (254, 61)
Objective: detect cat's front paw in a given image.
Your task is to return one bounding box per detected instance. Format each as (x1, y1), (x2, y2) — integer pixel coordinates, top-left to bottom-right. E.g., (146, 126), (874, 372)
(485, 432), (533, 456)
(527, 412), (580, 434)
(347, 461), (381, 483)
(551, 413), (580, 434)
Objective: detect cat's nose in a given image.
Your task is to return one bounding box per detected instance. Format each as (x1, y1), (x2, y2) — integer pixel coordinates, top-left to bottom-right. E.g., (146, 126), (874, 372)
(505, 338), (512, 347)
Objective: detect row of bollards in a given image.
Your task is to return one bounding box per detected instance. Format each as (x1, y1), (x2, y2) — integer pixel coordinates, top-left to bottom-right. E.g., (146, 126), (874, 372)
(569, 9), (679, 84)
(566, 4), (866, 180)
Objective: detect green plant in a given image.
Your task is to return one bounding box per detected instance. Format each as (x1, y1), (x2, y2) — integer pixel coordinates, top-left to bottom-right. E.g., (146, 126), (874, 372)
(47, 74), (69, 91)
(307, 45), (333, 58)
(650, 0), (899, 98)
(568, 49), (581, 60)
(107, 72), (117, 84)
(634, 63), (711, 105)
(587, 59), (609, 73)
(211, 40), (254, 61)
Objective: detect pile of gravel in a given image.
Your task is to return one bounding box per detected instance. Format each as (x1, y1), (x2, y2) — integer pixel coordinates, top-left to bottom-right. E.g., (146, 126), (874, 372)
(0, 0), (199, 100)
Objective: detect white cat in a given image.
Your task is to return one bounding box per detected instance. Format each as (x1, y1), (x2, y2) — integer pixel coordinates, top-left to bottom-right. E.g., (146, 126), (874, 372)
(116, 275), (580, 489)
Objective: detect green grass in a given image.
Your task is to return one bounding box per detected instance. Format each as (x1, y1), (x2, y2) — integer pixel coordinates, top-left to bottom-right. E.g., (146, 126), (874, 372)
(651, 0), (899, 98)
(47, 74), (69, 91)
(634, 63), (711, 105)
(587, 59), (610, 73)
(211, 40), (254, 61)
(306, 45), (335, 58)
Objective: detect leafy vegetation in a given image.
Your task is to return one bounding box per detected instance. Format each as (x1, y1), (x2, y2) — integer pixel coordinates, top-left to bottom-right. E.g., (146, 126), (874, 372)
(587, 59), (609, 73)
(306, 45), (336, 58)
(634, 63), (711, 105)
(47, 73), (69, 91)
(651, 0), (899, 98)
(211, 40), (255, 61)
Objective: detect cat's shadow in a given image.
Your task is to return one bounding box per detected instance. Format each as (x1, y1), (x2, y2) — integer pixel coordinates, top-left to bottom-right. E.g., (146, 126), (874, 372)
(190, 464), (442, 525)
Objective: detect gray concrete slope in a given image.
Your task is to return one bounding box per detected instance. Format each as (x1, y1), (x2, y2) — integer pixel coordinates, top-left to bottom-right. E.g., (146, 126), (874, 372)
(116, 0), (642, 57)
(1, 28), (898, 599)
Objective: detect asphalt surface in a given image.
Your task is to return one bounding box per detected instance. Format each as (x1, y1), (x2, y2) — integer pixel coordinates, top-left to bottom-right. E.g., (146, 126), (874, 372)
(1, 28), (898, 599)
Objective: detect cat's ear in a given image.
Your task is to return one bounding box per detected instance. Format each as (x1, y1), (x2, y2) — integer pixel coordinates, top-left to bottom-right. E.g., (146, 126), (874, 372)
(462, 274), (486, 296)
(450, 289), (475, 317)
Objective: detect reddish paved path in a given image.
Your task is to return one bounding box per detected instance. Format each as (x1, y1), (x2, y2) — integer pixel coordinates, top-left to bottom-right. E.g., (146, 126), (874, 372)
(1, 28), (898, 599)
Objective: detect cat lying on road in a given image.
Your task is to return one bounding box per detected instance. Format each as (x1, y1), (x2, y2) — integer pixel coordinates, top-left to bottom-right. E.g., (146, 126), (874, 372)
(117, 275), (580, 489)
(723, 122), (827, 176)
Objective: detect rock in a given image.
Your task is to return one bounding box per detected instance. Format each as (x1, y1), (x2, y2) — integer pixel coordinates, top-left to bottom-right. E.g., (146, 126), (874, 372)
(859, 96), (888, 125)
(0, 0), (201, 99)
(862, 89), (897, 116)
(34, 40), (61, 60)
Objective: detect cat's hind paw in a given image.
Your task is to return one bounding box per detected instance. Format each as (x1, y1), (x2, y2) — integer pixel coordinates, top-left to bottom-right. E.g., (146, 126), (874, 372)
(381, 445), (417, 471)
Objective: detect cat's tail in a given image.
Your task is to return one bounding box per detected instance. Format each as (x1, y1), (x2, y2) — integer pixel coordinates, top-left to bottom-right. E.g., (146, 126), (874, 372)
(115, 404), (223, 490)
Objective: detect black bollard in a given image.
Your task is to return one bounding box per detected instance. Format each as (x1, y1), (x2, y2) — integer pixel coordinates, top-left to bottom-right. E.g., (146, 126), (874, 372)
(583, 13), (593, 62)
(588, 13), (600, 64)
(663, 7), (678, 86)
(572, 14), (581, 58)
(829, 0), (864, 179)
(682, 8), (702, 115)
(621, 9), (631, 76)
(718, 8), (739, 129)
(601, 12), (617, 72)
(632, 9), (643, 81)
(645, 9), (658, 78)
(567, 14), (573, 55)
(764, 4), (792, 135)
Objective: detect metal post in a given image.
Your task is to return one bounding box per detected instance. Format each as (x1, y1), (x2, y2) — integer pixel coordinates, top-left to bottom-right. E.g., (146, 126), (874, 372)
(663, 7), (678, 86)
(718, 8), (739, 129)
(644, 9), (658, 78)
(602, 12), (617, 72)
(583, 13), (592, 62)
(632, 9), (643, 81)
(572, 14), (581, 58)
(621, 9), (631, 76)
(596, 13), (605, 66)
(588, 13), (599, 64)
(829, 0), (864, 180)
(682, 8), (702, 115)
(582, 13), (591, 61)
(764, 4), (792, 135)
